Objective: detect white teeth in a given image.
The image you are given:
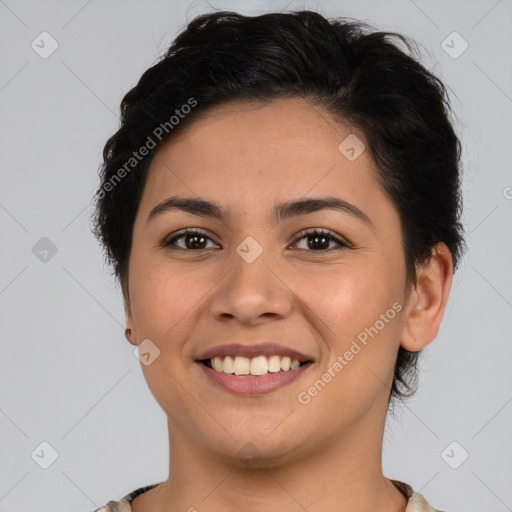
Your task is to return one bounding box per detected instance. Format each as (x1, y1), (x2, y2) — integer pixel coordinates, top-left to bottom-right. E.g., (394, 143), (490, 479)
(250, 355), (268, 375)
(280, 356), (291, 371)
(212, 356), (223, 372)
(268, 355), (281, 373)
(223, 355), (235, 374)
(207, 355), (304, 376)
(233, 356), (250, 375)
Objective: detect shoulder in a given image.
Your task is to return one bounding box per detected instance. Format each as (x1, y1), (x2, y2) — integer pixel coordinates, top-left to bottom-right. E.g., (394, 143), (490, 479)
(91, 483), (163, 512)
(408, 491), (449, 512)
(391, 479), (448, 512)
(90, 480), (449, 512)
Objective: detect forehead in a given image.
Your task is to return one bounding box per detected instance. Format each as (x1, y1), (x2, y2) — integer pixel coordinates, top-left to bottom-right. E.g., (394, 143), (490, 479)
(145, 98), (374, 189)
(165, 97), (367, 164)
(137, 97), (398, 235)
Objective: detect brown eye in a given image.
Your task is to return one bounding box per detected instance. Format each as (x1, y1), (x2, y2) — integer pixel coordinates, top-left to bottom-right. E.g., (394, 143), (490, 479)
(162, 228), (350, 252)
(292, 229), (350, 251)
(163, 229), (218, 250)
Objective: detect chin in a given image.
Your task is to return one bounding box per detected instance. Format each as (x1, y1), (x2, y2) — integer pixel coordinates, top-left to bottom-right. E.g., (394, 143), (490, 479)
(205, 423), (310, 469)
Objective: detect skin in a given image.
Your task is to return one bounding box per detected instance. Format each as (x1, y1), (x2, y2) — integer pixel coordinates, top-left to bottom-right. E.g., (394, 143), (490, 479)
(123, 97), (453, 512)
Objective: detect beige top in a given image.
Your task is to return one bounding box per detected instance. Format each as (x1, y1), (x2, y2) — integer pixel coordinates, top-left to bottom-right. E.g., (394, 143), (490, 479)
(94, 480), (447, 511)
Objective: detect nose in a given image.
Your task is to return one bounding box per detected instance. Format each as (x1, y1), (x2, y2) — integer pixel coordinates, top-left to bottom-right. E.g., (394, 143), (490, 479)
(209, 244), (294, 326)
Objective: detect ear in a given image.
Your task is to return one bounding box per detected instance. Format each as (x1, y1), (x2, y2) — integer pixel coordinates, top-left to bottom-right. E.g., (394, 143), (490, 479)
(400, 243), (453, 352)
(123, 282), (138, 346)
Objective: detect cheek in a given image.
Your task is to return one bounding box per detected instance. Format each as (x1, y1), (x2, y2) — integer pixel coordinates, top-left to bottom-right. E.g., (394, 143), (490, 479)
(129, 256), (209, 338)
(307, 260), (403, 368)
(128, 259), (207, 414)
(304, 262), (388, 326)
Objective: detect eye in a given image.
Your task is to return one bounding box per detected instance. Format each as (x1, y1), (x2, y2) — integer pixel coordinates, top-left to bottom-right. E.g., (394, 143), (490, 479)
(163, 227), (350, 252)
(291, 228), (350, 251)
(163, 228), (219, 251)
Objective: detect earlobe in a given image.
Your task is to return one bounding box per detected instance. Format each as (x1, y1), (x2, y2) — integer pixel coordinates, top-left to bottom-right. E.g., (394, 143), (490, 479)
(124, 298), (137, 346)
(400, 243), (453, 353)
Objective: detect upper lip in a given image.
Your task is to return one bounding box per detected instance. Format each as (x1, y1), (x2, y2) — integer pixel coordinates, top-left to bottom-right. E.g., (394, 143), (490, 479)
(195, 343), (314, 362)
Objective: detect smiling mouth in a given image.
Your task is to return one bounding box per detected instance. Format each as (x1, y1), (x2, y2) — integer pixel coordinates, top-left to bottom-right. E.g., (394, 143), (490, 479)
(199, 355), (312, 377)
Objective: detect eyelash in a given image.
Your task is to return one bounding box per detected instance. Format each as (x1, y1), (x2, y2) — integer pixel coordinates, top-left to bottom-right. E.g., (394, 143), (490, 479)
(162, 228), (351, 252)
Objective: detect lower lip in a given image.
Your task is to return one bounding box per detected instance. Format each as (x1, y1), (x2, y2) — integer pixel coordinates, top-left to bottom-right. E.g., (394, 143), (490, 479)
(196, 362), (313, 395)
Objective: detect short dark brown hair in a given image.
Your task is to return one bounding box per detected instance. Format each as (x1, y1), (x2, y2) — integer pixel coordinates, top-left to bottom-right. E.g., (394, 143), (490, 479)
(92, 10), (466, 406)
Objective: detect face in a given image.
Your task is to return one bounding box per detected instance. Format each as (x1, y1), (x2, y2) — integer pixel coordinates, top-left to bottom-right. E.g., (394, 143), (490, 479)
(125, 98), (411, 466)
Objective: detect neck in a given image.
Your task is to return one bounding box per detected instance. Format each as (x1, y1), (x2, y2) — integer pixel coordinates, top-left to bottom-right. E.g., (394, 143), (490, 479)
(132, 400), (407, 512)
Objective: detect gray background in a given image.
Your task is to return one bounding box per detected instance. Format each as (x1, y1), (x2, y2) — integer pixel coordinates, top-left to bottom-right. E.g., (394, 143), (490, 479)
(1, 0), (511, 511)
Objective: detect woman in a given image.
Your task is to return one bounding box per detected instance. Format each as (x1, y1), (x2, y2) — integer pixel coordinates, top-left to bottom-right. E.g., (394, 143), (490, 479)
(91, 10), (464, 512)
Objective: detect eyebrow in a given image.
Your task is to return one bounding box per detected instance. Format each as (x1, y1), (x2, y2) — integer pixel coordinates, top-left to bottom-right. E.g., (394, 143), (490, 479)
(146, 195), (374, 229)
